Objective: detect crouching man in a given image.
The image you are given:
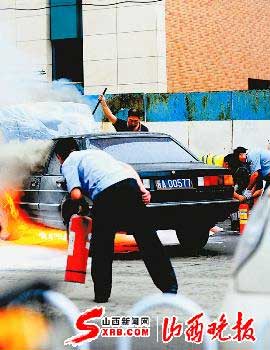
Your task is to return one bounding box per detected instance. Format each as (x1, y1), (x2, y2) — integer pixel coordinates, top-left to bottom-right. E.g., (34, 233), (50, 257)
(55, 137), (178, 303)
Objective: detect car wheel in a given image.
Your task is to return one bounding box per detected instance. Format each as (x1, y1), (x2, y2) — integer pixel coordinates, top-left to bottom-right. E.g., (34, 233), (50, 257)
(176, 224), (211, 252)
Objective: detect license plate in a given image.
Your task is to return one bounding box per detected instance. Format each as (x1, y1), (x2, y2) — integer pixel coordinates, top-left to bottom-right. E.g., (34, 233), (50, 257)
(155, 178), (193, 190)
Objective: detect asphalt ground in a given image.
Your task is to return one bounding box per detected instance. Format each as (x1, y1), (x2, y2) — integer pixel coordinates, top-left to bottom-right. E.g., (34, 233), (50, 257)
(0, 219), (242, 350)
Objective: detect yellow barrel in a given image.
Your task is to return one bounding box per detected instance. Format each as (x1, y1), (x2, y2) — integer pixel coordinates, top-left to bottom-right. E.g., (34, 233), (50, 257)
(200, 154), (225, 167)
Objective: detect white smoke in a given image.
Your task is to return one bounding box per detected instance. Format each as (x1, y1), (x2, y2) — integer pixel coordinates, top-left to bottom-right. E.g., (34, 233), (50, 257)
(0, 139), (53, 240)
(0, 44), (86, 106)
(0, 139), (53, 190)
(0, 102), (99, 142)
(0, 23), (101, 237)
(0, 28), (86, 106)
(0, 23), (101, 186)
(0, 23), (100, 131)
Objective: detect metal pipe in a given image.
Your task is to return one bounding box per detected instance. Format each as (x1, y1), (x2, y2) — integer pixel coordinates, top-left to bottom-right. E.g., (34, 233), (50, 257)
(92, 88), (107, 115)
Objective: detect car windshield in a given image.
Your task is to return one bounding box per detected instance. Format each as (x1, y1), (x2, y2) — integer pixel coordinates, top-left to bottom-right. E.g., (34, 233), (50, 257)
(85, 136), (197, 164)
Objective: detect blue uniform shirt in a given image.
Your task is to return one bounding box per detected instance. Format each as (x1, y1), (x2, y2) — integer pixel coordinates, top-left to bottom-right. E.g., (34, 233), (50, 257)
(247, 150), (270, 177)
(61, 149), (136, 200)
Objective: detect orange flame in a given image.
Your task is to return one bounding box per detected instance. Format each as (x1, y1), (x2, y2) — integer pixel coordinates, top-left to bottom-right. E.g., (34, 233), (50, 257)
(0, 306), (49, 350)
(3, 192), (18, 219)
(0, 190), (67, 249)
(0, 190), (138, 253)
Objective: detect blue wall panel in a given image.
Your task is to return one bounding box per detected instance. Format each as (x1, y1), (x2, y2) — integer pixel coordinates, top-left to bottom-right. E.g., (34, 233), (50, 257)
(85, 90), (270, 122)
(232, 90), (270, 120)
(183, 92), (232, 121)
(145, 92), (232, 122)
(145, 93), (185, 121)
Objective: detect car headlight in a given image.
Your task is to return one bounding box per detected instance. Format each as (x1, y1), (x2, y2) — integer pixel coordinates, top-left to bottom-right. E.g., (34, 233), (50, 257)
(233, 190), (270, 275)
(142, 179), (151, 189)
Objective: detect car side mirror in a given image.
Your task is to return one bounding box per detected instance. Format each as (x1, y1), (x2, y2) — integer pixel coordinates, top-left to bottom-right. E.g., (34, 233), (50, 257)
(56, 179), (67, 190)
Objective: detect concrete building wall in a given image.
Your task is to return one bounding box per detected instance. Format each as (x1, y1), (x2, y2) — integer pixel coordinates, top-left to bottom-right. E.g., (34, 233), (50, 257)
(166, 0), (270, 92)
(82, 0), (167, 94)
(1, 0), (16, 43)
(1, 1), (270, 157)
(0, 0), (52, 80)
(1, 1), (167, 92)
(100, 119), (270, 157)
(98, 119), (270, 157)
(2, 1), (270, 94)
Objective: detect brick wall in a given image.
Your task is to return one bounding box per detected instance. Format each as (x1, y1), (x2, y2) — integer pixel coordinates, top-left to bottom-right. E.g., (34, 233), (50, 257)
(166, 0), (270, 92)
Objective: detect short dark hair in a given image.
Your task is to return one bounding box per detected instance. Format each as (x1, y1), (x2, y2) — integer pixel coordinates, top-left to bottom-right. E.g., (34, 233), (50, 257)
(233, 146), (248, 155)
(224, 153), (234, 165)
(54, 137), (79, 160)
(128, 108), (143, 119)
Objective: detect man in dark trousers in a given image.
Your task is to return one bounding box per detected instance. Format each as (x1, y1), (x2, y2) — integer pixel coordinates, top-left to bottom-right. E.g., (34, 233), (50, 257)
(223, 152), (263, 230)
(55, 137), (177, 303)
(98, 95), (149, 132)
(235, 146), (268, 194)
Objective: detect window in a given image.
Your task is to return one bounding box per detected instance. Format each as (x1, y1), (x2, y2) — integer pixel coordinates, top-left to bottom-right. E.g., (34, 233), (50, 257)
(52, 39), (84, 89)
(50, 0), (83, 90)
(50, 0), (82, 40)
(85, 137), (197, 164)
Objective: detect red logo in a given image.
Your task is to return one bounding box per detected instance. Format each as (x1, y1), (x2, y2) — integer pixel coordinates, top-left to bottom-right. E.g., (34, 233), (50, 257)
(162, 316), (183, 343)
(64, 307), (105, 347)
(184, 312), (204, 343)
(64, 307), (256, 347)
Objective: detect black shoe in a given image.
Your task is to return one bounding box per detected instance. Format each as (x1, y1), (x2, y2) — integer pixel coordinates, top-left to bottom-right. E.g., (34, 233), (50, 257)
(163, 290), (177, 295)
(94, 297), (109, 303)
(163, 286), (178, 294)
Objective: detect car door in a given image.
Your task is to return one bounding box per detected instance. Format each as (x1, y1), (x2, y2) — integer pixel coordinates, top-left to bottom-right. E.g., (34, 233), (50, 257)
(39, 149), (67, 229)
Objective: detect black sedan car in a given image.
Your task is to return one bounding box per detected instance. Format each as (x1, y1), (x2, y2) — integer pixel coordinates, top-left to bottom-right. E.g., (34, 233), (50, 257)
(20, 132), (238, 250)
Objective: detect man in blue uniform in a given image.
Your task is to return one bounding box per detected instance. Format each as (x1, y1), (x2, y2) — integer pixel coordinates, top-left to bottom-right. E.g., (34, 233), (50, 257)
(236, 147), (270, 195)
(55, 138), (177, 303)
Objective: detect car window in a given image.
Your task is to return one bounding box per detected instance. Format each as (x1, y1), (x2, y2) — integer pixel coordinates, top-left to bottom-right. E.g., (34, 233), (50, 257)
(47, 152), (61, 175)
(85, 137), (197, 164)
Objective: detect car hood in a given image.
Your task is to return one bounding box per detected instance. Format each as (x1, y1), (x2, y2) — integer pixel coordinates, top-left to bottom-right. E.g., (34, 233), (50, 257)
(130, 162), (230, 175)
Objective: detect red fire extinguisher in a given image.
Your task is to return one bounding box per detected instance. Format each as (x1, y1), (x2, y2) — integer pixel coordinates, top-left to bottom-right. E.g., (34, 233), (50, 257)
(239, 203), (249, 234)
(65, 215), (92, 284)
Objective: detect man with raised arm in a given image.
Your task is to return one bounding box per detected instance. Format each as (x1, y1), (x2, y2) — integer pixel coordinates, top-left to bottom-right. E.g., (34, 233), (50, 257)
(98, 95), (149, 132)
